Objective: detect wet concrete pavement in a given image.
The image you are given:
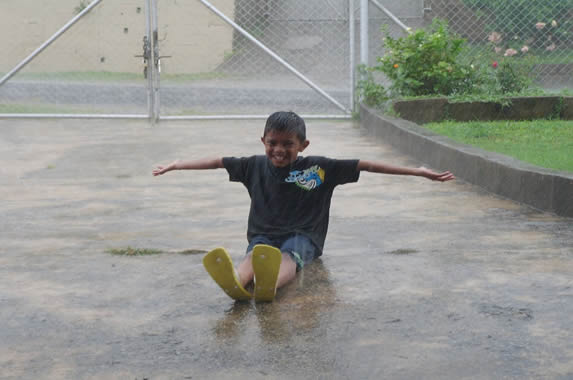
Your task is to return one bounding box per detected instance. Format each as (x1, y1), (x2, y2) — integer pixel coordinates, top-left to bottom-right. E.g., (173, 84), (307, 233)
(1, 118), (572, 379)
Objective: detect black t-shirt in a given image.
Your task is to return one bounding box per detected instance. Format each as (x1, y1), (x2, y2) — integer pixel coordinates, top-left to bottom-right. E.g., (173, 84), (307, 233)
(223, 155), (360, 255)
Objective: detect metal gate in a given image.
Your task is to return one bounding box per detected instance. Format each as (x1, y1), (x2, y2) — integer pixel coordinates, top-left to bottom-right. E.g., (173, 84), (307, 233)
(0, 0), (357, 121)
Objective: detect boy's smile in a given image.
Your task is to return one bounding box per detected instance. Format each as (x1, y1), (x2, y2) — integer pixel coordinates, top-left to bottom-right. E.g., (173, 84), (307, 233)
(261, 130), (309, 168)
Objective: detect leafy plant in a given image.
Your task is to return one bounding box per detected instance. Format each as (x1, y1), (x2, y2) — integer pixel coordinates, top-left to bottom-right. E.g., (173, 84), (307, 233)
(374, 19), (478, 97)
(356, 64), (388, 108)
(357, 18), (540, 110)
(494, 59), (533, 93)
(466, 46), (535, 95)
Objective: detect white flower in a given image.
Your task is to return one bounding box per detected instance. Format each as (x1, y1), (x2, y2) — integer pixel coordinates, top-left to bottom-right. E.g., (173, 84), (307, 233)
(504, 48), (518, 57)
(551, 20), (558, 27)
(521, 45), (529, 53)
(488, 31), (502, 44)
(535, 22), (546, 30)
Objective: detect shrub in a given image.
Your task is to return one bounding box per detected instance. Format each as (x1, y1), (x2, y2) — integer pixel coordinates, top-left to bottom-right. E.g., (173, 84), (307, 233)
(494, 58), (533, 93)
(374, 19), (478, 97)
(357, 19), (536, 106)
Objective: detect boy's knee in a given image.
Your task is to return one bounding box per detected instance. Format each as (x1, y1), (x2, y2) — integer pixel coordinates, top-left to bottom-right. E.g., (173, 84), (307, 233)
(281, 252), (296, 266)
(282, 251), (305, 272)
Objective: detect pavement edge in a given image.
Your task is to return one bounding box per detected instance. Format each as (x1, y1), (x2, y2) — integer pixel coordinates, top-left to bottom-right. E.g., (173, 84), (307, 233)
(360, 104), (573, 218)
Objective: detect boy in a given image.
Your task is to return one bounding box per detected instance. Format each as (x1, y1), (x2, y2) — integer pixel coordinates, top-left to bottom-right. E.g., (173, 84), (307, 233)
(153, 111), (454, 302)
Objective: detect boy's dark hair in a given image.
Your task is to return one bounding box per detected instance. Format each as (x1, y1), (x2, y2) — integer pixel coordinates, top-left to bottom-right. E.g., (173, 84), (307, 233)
(263, 111), (306, 142)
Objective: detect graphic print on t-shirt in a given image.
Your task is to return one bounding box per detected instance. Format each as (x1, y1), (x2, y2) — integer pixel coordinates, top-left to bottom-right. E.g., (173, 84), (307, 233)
(285, 165), (325, 191)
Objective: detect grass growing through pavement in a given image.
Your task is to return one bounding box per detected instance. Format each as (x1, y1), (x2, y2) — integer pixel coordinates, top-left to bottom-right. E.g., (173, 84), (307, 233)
(423, 119), (573, 172)
(107, 247), (163, 256)
(107, 247), (207, 256)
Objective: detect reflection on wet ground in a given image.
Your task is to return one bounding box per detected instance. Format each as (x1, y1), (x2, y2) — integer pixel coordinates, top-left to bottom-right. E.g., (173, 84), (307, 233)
(213, 260), (336, 344)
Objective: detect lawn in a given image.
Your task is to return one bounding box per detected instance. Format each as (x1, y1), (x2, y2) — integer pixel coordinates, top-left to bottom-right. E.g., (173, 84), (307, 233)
(423, 119), (573, 172)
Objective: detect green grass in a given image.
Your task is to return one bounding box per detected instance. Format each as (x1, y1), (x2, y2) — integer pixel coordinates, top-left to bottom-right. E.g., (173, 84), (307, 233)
(107, 247), (207, 256)
(107, 247), (163, 256)
(423, 119), (573, 172)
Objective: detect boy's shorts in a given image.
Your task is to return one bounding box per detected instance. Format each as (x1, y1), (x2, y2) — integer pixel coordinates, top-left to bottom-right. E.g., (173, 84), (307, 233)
(246, 234), (318, 271)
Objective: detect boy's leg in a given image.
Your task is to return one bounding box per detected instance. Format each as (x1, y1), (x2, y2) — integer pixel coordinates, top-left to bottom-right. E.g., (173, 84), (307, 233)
(278, 234), (318, 287)
(237, 251), (294, 288)
(252, 245), (282, 302)
(245, 235), (317, 301)
(276, 253), (297, 289)
(203, 248), (252, 301)
(239, 236), (275, 288)
(250, 250), (296, 296)
(236, 254), (254, 288)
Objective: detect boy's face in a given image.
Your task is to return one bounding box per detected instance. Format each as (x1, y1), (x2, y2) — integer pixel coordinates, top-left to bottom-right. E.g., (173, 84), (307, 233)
(261, 130), (309, 168)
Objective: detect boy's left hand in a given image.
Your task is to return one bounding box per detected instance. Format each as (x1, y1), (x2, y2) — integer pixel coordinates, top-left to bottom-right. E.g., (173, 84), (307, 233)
(418, 167), (455, 182)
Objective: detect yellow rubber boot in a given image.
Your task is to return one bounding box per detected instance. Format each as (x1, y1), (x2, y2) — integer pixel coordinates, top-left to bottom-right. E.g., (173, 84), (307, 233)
(252, 244), (282, 302)
(203, 248), (252, 301)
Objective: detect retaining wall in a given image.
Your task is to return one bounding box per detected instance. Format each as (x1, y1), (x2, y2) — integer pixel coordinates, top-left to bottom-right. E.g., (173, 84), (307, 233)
(392, 96), (573, 125)
(360, 104), (573, 217)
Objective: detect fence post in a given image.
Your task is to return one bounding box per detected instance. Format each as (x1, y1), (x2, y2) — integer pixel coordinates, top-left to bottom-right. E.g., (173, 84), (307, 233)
(360, 0), (368, 67)
(349, 0), (356, 112)
(144, 0), (155, 122)
(151, 0), (160, 123)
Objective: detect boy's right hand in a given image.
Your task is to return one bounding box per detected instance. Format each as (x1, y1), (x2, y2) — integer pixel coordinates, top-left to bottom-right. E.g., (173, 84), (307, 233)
(152, 160), (179, 176)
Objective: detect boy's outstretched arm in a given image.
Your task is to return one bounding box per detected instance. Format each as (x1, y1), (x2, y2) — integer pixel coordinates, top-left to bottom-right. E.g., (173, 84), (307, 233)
(357, 160), (454, 182)
(152, 157), (224, 176)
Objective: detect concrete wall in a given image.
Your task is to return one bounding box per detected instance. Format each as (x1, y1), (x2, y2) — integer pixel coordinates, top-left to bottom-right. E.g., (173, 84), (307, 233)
(0, 0), (234, 74)
(392, 97), (573, 124)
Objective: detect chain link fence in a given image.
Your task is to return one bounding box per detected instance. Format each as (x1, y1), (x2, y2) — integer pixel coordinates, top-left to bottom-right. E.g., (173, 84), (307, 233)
(429, 0), (573, 90)
(366, 0), (573, 92)
(0, 0), (149, 116)
(158, 0), (353, 117)
(1, 0), (571, 119)
(0, 0), (355, 118)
